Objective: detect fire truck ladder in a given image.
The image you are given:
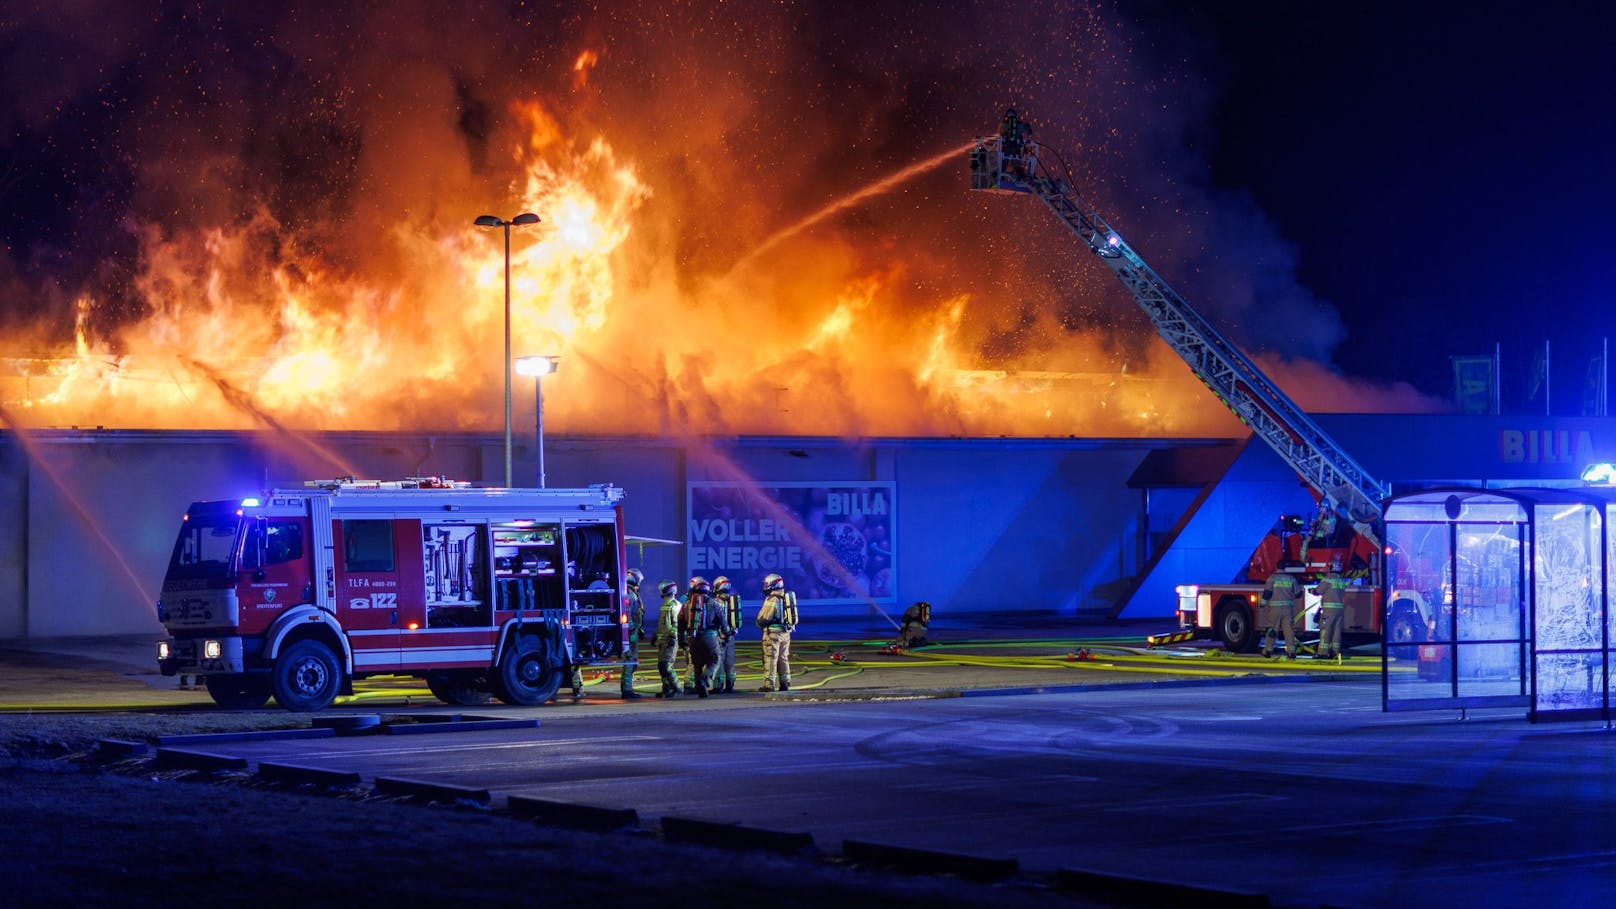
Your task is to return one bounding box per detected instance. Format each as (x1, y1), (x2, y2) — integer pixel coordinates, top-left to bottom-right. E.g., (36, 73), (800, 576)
(969, 112), (1386, 543)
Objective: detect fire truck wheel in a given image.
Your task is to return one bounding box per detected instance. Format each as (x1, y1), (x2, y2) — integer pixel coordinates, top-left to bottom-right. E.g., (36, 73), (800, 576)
(271, 640), (342, 712)
(494, 635), (563, 707)
(425, 670), (492, 706)
(1215, 599), (1256, 653)
(1387, 610), (1425, 660)
(207, 674), (271, 710)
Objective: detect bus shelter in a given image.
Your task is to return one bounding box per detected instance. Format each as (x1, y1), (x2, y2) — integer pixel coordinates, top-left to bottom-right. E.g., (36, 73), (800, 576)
(1382, 487), (1616, 720)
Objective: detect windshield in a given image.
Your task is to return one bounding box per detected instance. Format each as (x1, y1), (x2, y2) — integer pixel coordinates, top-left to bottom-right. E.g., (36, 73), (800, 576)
(166, 501), (243, 581)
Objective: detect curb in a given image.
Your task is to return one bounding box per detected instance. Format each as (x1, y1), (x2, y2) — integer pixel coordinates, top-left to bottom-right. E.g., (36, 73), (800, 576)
(95, 738), (149, 760)
(1057, 868), (1271, 908)
(659, 816), (817, 855)
(154, 747), (250, 772)
(842, 839), (1017, 881)
(374, 776), (491, 805)
(159, 727), (336, 746)
(312, 715), (382, 735)
(506, 796), (640, 832)
(258, 761), (364, 788)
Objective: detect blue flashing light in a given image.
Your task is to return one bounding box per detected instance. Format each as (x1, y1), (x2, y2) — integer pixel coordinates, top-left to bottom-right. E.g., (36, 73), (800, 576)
(241, 497), (262, 508)
(1582, 463), (1616, 485)
(1106, 233), (1122, 248)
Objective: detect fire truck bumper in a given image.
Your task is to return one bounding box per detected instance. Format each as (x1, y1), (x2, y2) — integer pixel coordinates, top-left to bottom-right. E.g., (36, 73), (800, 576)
(157, 636), (246, 675)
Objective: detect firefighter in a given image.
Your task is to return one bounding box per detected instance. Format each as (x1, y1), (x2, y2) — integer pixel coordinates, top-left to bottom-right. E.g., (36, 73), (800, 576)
(680, 576), (707, 693)
(897, 601), (932, 649)
(687, 577), (730, 698)
(1259, 572), (1300, 659)
(619, 568), (646, 699)
(712, 576), (742, 693)
(1314, 559), (1350, 661)
(755, 573), (797, 692)
(654, 580), (682, 697)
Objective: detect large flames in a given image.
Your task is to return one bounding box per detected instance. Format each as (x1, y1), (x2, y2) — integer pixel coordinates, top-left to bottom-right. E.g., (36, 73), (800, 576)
(0, 4), (1441, 439)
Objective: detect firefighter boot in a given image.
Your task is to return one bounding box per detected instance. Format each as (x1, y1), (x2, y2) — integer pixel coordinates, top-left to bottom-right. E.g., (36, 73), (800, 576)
(779, 678), (791, 692)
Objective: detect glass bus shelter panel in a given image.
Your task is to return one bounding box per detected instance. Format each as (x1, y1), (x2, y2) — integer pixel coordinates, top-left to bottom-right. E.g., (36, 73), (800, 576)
(1384, 520), (1458, 706)
(1453, 523), (1523, 643)
(1532, 502), (1606, 716)
(1532, 503), (1601, 652)
(1535, 652), (1604, 713)
(1451, 522), (1526, 691)
(1609, 504), (1616, 703)
(1456, 643), (1528, 699)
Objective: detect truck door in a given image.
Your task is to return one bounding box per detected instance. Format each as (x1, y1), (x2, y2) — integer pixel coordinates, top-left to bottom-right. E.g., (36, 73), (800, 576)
(564, 520), (624, 663)
(335, 518), (419, 672)
(238, 518), (311, 635)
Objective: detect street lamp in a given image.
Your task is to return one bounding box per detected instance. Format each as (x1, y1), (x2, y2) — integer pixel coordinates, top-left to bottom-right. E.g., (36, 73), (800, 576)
(474, 212), (541, 488)
(515, 355), (559, 488)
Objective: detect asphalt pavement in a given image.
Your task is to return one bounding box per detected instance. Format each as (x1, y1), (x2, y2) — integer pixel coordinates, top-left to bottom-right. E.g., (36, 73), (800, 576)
(0, 616), (1380, 712)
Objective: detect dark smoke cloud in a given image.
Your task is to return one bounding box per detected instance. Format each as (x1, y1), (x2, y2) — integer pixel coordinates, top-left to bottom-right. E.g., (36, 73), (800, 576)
(0, 0), (1430, 430)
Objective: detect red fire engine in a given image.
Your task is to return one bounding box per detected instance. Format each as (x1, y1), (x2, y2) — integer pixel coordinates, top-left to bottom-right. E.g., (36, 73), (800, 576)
(1174, 509), (1385, 651)
(155, 477), (631, 711)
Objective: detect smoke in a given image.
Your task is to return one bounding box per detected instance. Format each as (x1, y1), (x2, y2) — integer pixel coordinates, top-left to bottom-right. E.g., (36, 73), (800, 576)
(0, 1), (1445, 437)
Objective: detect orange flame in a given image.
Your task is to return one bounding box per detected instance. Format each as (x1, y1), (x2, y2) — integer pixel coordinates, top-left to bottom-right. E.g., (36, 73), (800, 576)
(0, 93), (1440, 439)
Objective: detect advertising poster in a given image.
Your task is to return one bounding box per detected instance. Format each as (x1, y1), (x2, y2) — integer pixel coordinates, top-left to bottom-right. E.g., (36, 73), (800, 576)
(687, 481), (896, 606)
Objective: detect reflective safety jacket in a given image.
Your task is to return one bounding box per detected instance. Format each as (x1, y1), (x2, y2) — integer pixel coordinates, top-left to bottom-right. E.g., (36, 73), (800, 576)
(656, 595), (681, 644)
(1262, 573), (1299, 607)
(625, 586), (645, 642)
(1316, 574), (1349, 609)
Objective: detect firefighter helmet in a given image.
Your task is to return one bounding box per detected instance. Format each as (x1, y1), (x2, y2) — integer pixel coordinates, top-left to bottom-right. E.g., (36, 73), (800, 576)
(689, 576), (712, 595)
(763, 573), (785, 592)
(713, 575), (732, 594)
(626, 568), (644, 589)
(658, 580), (678, 598)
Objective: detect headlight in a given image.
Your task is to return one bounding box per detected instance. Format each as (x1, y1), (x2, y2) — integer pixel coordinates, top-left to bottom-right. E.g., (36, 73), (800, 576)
(1175, 585), (1199, 598)
(204, 640), (222, 660)
(157, 641), (171, 661)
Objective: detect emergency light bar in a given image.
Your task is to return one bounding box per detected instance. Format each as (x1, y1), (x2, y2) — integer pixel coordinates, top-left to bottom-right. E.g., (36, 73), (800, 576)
(1583, 463), (1616, 485)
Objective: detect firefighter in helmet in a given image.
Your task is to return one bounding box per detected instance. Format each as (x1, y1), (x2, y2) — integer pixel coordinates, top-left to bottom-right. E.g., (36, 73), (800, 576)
(680, 576), (707, 693)
(1314, 557), (1349, 661)
(1260, 571), (1300, 660)
(654, 580), (682, 697)
(686, 577), (730, 697)
(619, 568), (646, 698)
(897, 601), (932, 649)
(755, 572), (797, 691)
(712, 576), (742, 693)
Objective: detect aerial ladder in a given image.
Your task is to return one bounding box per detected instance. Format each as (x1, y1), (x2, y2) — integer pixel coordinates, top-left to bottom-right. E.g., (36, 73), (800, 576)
(969, 110), (1387, 546)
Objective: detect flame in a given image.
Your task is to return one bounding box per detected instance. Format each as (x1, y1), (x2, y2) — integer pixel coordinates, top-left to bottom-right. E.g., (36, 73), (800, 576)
(573, 49), (600, 89)
(0, 20), (1448, 441)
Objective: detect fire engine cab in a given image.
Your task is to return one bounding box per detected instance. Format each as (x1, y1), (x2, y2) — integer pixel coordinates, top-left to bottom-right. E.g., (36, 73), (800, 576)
(155, 477), (631, 711)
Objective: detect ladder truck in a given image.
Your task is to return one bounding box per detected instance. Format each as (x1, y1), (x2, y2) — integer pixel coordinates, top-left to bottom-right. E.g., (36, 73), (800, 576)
(970, 110), (1430, 652)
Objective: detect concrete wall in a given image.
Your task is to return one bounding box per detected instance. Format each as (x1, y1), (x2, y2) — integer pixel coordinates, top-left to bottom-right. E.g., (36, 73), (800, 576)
(0, 430), (1206, 641)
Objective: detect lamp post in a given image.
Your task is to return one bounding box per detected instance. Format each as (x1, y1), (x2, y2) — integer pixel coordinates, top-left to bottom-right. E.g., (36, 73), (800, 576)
(474, 212), (541, 487)
(515, 355), (559, 487)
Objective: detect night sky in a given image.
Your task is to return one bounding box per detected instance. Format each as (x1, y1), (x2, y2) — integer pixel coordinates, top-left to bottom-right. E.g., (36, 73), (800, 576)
(1183, 1), (1616, 412)
(1, 1), (1611, 429)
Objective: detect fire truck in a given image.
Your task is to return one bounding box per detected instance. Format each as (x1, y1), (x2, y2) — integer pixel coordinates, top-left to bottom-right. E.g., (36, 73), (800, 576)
(970, 110), (1434, 652)
(155, 477), (632, 711)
